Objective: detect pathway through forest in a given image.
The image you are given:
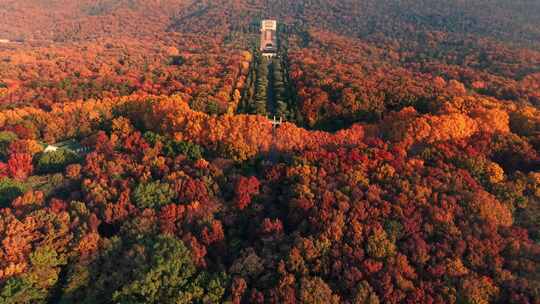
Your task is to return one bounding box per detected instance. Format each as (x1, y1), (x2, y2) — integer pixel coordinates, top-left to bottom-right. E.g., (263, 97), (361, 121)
(237, 26), (298, 122)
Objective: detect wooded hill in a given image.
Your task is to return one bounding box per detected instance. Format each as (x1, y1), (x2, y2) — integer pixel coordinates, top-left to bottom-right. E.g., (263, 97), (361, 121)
(0, 1), (539, 303)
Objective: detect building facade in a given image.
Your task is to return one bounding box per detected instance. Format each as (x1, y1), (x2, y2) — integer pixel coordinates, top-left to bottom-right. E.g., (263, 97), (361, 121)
(260, 20), (277, 57)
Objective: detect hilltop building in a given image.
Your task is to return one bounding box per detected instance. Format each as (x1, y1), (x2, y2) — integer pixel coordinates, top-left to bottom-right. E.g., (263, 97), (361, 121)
(260, 20), (277, 57)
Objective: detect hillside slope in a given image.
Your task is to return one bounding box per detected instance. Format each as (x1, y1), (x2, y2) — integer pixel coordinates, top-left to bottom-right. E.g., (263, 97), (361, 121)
(0, 1), (539, 303)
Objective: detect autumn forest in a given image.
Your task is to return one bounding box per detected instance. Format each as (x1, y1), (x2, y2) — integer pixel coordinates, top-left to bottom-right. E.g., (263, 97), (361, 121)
(0, 0), (539, 303)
